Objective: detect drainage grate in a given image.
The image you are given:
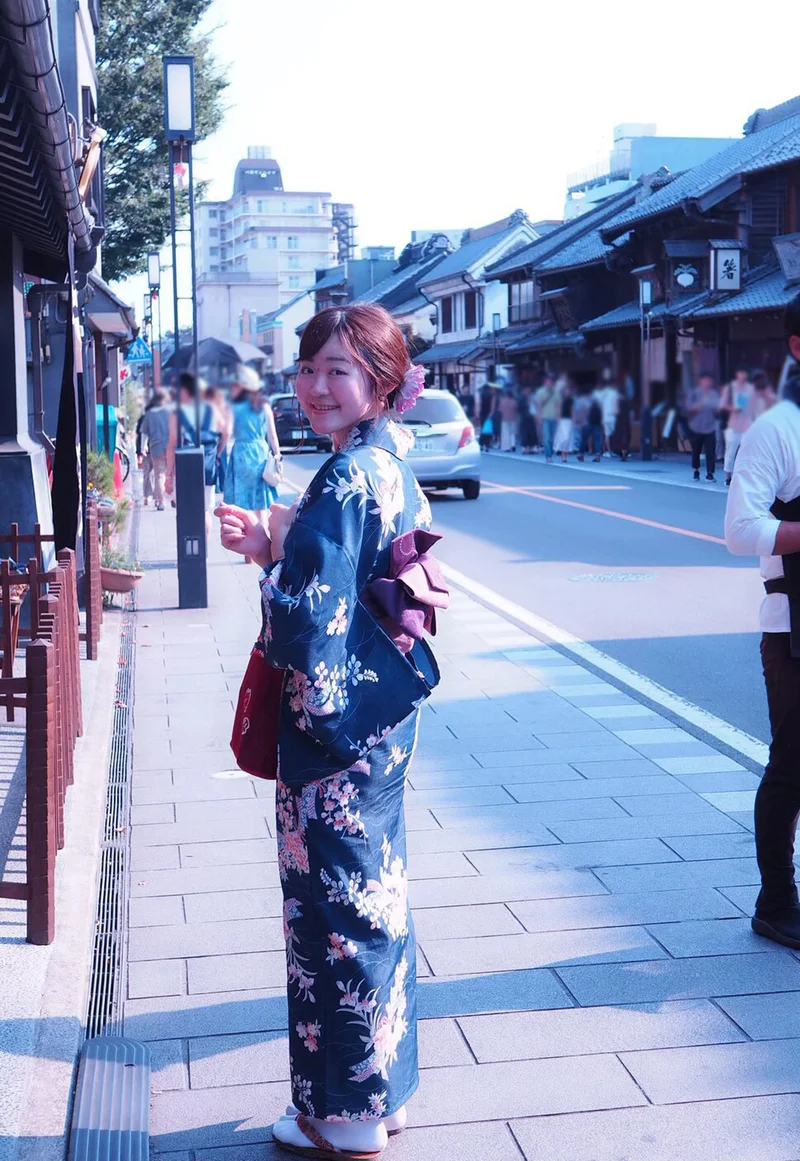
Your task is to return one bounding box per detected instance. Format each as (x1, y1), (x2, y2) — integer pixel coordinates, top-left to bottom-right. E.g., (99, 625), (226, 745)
(84, 499), (140, 1041)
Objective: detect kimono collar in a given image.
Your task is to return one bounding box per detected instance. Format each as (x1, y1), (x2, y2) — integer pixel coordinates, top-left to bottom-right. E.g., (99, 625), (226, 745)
(339, 415), (413, 460)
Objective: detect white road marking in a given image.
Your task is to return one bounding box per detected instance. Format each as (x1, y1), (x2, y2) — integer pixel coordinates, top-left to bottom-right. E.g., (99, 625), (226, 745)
(442, 561), (769, 767)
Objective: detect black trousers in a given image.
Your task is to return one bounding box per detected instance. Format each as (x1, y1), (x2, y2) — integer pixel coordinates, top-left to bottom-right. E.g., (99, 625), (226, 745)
(757, 632), (800, 910)
(689, 431), (716, 476)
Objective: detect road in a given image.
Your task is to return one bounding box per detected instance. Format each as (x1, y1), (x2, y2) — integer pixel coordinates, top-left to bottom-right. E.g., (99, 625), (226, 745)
(281, 448), (770, 745)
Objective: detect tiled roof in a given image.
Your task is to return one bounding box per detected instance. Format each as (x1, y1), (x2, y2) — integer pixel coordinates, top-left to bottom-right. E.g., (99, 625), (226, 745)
(355, 254), (445, 307)
(601, 110), (800, 239)
(680, 267), (799, 319)
(485, 188), (641, 279)
(418, 223), (526, 285)
(415, 339), (485, 365)
(391, 293), (430, 316)
(478, 323), (537, 351)
(507, 325), (583, 353)
(536, 231), (610, 272)
(313, 266), (346, 292)
(581, 292), (708, 332)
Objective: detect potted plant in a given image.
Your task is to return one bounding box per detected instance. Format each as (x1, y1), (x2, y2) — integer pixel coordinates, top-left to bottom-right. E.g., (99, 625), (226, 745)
(100, 547), (143, 601)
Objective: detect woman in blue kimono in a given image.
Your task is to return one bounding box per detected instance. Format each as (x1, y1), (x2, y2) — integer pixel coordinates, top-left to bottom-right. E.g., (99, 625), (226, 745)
(223, 364), (282, 525)
(216, 305), (446, 1160)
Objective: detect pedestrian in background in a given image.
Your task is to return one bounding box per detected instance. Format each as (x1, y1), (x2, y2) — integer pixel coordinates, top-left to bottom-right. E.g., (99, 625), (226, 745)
(572, 387), (590, 459)
(748, 369), (778, 423)
(223, 364), (282, 535)
(165, 373), (221, 532)
(518, 384), (538, 454)
(578, 388), (605, 462)
(478, 382), (495, 452)
(138, 389), (170, 511)
(553, 378), (574, 463)
(720, 367), (755, 486)
(458, 378), (475, 424)
(687, 372), (721, 482)
(611, 392), (632, 461)
(535, 373), (560, 463)
(499, 389), (519, 452)
(725, 291), (800, 949)
(204, 383), (232, 497)
(600, 369), (620, 455)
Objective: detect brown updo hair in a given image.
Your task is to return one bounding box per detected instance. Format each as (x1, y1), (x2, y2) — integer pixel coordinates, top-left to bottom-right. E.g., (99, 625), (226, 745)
(298, 304), (410, 409)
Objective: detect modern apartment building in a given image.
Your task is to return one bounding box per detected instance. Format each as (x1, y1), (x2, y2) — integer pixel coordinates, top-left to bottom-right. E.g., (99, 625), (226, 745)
(196, 146), (355, 342)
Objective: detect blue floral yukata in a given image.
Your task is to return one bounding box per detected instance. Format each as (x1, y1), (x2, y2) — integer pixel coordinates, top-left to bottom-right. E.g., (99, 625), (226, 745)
(257, 416), (440, 1123)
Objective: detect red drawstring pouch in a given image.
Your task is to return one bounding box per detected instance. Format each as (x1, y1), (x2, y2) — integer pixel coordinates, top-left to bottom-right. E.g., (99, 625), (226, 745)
(230, 647), (284, 780)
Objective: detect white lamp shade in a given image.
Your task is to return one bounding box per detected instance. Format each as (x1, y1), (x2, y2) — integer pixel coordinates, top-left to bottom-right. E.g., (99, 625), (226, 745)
(164, 57), (195, 140)
(147, 252), (161, 288)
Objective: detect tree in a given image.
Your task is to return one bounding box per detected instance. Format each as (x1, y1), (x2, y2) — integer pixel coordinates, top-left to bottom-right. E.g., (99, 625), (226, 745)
(97, 0), (227, 283)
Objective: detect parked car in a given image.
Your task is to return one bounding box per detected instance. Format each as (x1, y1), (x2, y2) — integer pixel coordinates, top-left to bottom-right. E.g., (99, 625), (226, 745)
(268, 393), (332, 453)
(403, 389), (480, 499)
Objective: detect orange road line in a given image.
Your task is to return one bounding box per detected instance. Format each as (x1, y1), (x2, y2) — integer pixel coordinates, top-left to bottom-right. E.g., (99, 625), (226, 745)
(485, 484), (630, 492)
(481, 480), (726, 545)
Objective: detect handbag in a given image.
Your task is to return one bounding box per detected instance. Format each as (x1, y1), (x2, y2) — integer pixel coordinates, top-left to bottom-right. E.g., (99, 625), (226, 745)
(263, 449), (283, 488)
(230, 644), (284, 779)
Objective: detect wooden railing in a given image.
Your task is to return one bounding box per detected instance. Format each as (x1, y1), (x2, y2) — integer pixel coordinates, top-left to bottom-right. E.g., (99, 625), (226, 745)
(0, 549), (85, 943)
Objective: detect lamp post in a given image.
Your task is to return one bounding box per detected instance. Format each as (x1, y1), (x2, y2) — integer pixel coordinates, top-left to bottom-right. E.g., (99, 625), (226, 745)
(148, 250), (162, 389)
(639, 278), (653, 462)
(163, 53), (207, 608)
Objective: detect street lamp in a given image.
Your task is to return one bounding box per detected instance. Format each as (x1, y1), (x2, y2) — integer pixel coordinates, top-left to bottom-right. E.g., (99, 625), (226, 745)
(147, 251), (162, 390)
(163, 53), (207, 609)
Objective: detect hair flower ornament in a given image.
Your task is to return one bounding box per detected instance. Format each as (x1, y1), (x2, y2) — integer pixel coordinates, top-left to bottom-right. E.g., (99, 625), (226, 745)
(394, 364), (426, 414)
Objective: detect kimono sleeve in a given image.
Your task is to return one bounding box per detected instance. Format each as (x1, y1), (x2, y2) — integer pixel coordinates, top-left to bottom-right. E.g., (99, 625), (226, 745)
(258, 482), (434, 780)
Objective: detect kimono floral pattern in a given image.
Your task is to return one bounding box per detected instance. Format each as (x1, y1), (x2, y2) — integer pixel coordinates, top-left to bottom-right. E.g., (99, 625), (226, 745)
(265, 417), (432, 1122)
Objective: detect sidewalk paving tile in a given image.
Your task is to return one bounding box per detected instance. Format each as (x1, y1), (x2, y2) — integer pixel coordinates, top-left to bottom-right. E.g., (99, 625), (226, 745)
(458, 998), (745, 1062)
(149, 1040), (190, 1092)
(411, 903), (525, 941)
(675, 770), (762, 792)
(187, 950), (288, 994)
(594, 857), (760, 894)
(128, 959), (185, 1000)
(149, 1081), (290, 1152)
(124, 988), (289, 1041)
(431, 798), (631, 828)
(555, 952), (800, 1006)
(417, 967), (574, 1018)
(702, 790), (757, 812)
(183, 888), (285, 924)
(422, 925), (669, 975)
(505, 774), (691, 803)
(410, 869), (608, 909)
(572, 757), (665, 778)
(129, 895), (185, 928)
(473, 744), (641, 768)
(406, 1055), (646, 1123)
(180, 838), (276, 868)
(465, 838), (681, 873)
(407, 762), (583, 790)
(646, 918), (781, 958)
(716, 991), (800, 1039)
(406, 824), (558, 855)
(620, 1038), (800, 1104)
(662, 832), (755, 861)
(128, 917), (284, 961)
(547, 813), (745, 843)
(653, 754), (747, 774)
(132, 863), (279, 899)
(509, 1093), (800, 1161)
(507, 888), (742, 933)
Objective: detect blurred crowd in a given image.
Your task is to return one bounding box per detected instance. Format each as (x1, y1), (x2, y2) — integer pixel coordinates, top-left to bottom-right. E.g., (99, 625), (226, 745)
(453, 365), (779, 481)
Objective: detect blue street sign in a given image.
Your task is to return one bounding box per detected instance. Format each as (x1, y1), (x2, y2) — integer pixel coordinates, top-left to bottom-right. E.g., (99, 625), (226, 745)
(126, 336), (152, 364)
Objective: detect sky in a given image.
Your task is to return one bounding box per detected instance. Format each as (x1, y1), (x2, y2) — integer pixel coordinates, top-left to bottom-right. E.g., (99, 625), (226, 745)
(116, 0), (799, 315)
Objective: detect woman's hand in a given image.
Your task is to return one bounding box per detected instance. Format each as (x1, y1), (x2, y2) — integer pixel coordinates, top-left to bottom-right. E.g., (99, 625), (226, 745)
(215, 503), (271, 568)
(267, 501), (298, 562)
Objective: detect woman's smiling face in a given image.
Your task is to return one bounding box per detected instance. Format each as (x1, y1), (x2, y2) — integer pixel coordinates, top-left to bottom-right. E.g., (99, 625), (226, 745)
(296, 334), (381, 446)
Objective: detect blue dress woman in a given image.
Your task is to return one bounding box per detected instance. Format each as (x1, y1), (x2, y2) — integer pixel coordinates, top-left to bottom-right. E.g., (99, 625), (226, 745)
(223, 365), (282, 524)
(217, 305), (445, 1160)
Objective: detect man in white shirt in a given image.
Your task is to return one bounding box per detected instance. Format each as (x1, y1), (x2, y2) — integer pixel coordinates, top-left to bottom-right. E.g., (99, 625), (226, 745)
(725, 293), (800, 947)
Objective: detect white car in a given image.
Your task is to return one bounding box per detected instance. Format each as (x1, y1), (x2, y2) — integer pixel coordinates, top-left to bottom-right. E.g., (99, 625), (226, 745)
(403, 389), (481, 499)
